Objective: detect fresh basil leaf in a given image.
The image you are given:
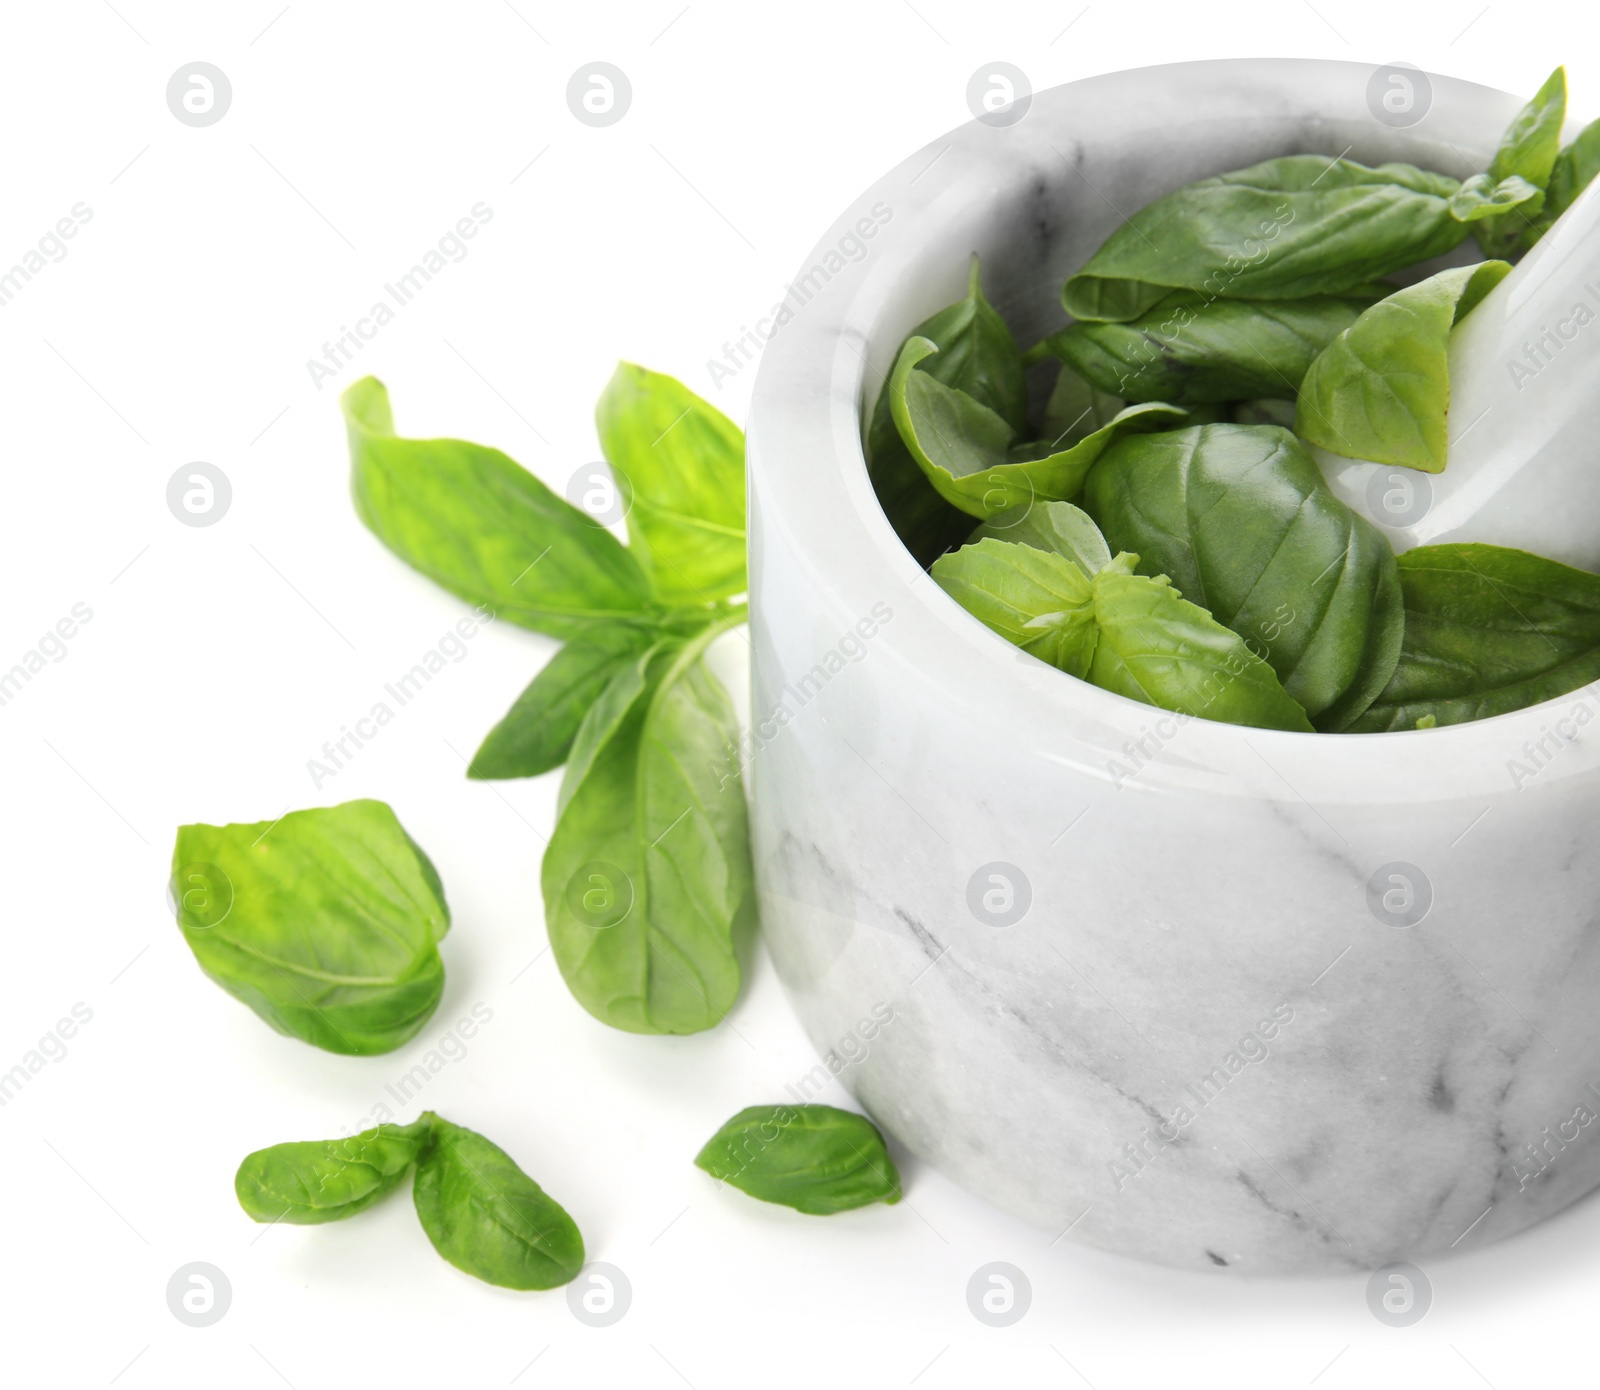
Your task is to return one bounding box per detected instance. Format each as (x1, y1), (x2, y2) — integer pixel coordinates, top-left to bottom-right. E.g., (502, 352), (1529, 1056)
(1295, 261), (1512, 472)
(1089, 567), (1315, 732)
(468, 626), (653, 780)
(1040, 365), (1124, 448)
(1476, 66), (1566, 258)
(1044, 292), (1373, 404)
(171, 799), (451, 1055)
(1348, 544), (1600, 731)
(541, 629), (749, 1034)
(235, 1120), (430, 1225)
(412, 1113), (584, 1290)
(866, 258), (1027, 564)
(1230, 398), (1298, 427)
(1517, 115), (1600, 250)
(932, 537), (1100, 676)
(971, 500), (1112, 577)
(889, 336), (1183, 518)
(1448, 172), (1541, 223)
(1084, 424), (1401, 729)
(695, 1104), (901, 1215)
(1063, 156), (1468, 322)
(595, 363), (746, 605)
(342, 377), (656, 639)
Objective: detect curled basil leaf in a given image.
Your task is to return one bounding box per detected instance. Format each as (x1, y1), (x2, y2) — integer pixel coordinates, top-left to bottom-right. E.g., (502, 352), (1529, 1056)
(1476, 66), (1567, 258)
(933, 537), (1099, 676)
(972, 499), (1112, 577)
(1295, 261), (1511, 473)
(1085, 425), (1401, 729)
(695, 1105), (901, 1215)
(236, 1120), (430, 1224)
(1062, 156), (1468, 322)
(1448, 173), (1541, 223)
(171, 799), (450, 1055)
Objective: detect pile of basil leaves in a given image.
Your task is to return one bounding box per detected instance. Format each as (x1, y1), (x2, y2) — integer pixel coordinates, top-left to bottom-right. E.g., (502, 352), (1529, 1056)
(873, 65), (1600, 734)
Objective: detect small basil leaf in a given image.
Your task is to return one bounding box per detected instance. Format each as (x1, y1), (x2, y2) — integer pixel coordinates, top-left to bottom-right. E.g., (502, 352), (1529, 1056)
(1348, 544), (1600, 731)
(1044, 292), (1373, 404)
(1295, 261), (1512, 472)
(1063, 156), (1468, 322)
(1040, 365), (1124, 448)
(971, 500), (1112, 577)
(1089, 568), (1315, 732)
(932, 537), (1099, 677)
(172, 799), (450, 1055)
(468, 626), (653, 780)
(235, 1120), (430, 1225)
(412, 1114), (584, 1290)
(1517, 115), (1600, 251)
(1085, 425), (1402, 728)
(595, 363), (746, 605)
(541, 631), (749, 1034)
(695, 1105), (901, 1215)
(1476, 66), (1567, 258)
(342, 377), (657, 639)
(890, 336), (1183, 518)
(1448, 172), (1541, 223)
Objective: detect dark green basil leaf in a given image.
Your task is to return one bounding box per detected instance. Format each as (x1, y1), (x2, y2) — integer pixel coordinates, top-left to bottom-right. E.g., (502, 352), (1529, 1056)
(235, 1120), (430, 1225)
(889, 336), (1183, 518)
(342, 377), (656, 639)
(1084, 425), (1401, 729)
(1295, 261), (1511, 473)
(1448, 173), (1541, 223)
(695, 1104), (901, 1215)
(1230, 398), (1298, 427)
(1063, 156), (1467, 322)
(541, 628), (748, 1034)
(468, 626), (653, 780)
(1040, 365), (1124, 448)
(1044, 292), (1372, 404)
(1476, 66), (1566, 258)
(595, 363), (746, 605)
(1517, 115), (1600, 250)
(932, 537), (1099, 676)
(171, 800), (450, 1055)
(971, 500), (1112, 577)
(412, 1114), (584, 1290)
(1348, 544), (1600, 731)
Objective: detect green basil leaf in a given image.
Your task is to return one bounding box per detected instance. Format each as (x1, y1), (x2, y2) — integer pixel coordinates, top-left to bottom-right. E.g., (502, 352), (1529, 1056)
(342, 377), (656, 639)
(171, 799), (450, 1055)
(1295, 261), (1512, 472)
(541, 629), (749, 1034)
(412, 1113), (584, 1290)
(235, 1120), (430, 1225)
(695, 1104), (901, 1215)
(1040, 365), (1124, 448)
(1517, 115), (1600, 251)
(1089, 567), (1315, 732)
(1476, 66), (1566, 258)
(1447, 172), (1541, 223)
(1230, 398), (1298, 427)
(971, 499), (1112, 577)
(1044, 292), (1373, 404)
(932, 537), (1099, 676)
(468, 627), (653, 781)
(1063, 156), (1468, 322)
(595, 363), (746, 605)
(1084, 424), (1401, 729)
(889, 336), (1183, 519)
(1348, 544), (1600, 731)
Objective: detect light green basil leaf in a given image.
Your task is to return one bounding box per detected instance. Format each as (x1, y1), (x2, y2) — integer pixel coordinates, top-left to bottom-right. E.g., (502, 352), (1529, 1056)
(235, 1120), (430, 1225)
(932, 537), (1099, 676)
(1476, 66), (1566, 258)
(971, 500), (1112, 577)
(1295, 261), (1512, 472)
(595, 363), (746, 605)
(1063, 156), (1468, 322)
(412, 1114), (584, 1290)
(343, 377), (656, 639)
(695, 1105), (901, 1215)
(1517, 115), (1600, 250)
(1044, 291), (1373, 404)
(1040, 364), (1124, 448)
(1348, 544), (1600, 731)
(1085, 425), (1402, 729)
(1448, 172), (1541, 222)
(171, 800), (450, 1055)
(541, 629), (749, 1034)
(889, 336), (1183, 518)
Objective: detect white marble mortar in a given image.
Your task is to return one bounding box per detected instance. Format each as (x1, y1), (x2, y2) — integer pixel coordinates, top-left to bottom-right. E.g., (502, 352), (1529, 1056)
(745, 58), (1600, 1274)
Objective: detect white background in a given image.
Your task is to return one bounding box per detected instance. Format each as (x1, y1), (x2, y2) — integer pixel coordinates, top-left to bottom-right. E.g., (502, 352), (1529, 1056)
(2, 2), (1596, 1386)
